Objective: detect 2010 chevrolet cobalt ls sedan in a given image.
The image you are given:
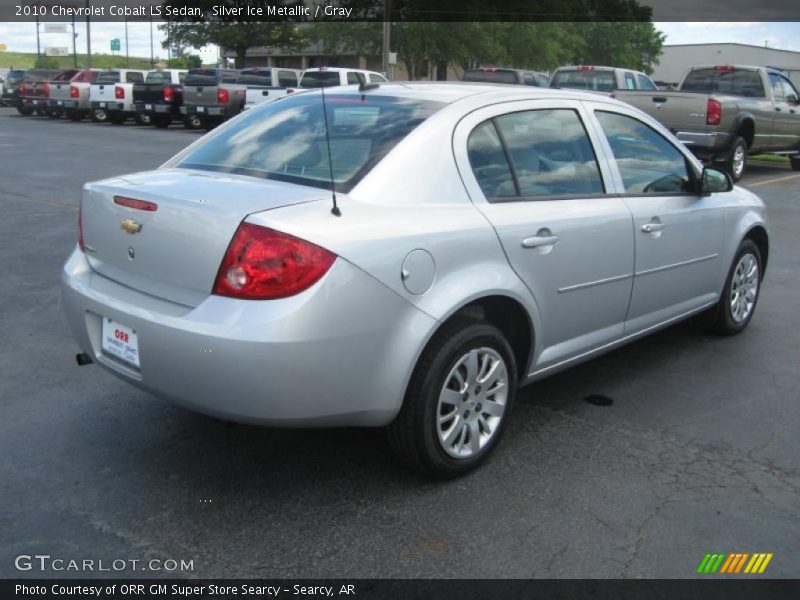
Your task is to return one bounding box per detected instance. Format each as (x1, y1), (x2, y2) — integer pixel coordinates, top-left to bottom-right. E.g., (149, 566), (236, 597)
(62, 83), (769, 477)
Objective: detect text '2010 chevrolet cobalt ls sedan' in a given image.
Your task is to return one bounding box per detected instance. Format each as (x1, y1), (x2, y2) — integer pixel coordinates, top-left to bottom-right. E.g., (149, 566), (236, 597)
(62, 83), (768, 477)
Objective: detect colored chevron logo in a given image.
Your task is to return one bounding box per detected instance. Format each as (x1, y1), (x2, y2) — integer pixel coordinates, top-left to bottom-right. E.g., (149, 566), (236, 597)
(697, 552), (774, 574)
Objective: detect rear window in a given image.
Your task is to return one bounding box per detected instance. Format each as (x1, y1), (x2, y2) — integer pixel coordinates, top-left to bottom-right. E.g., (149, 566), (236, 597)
(7, 71), (24, 84)
(145, 71), (172, 84)
(680, 68), (766, 97)
(97, 71), (121, 84)
(185, 70), (220, 86)
(236, 71), (274, 85)
(177, 94), (444, 192)
(551, 69), (616, 92)
(463, 70), (518, 84)
(299, 71), (341, 88)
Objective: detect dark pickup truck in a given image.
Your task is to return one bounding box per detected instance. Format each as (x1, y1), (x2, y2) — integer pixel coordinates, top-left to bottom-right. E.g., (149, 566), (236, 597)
(1, 69), (26, 109)
(132, 69), (188, 128)
(18, 69), (63, 116)
(180, 68), (243, 129)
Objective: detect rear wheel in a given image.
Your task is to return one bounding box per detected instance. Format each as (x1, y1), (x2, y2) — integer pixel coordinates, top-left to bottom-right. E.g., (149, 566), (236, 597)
(723, 137), (748, 182)
(66, 109), (84, 122)
(133, 113), (151, 126)
(152, 114), (172, 128)
(47, 109), (63, 118)
(709, 239), (762, 335)
(387, 318), (517, 478)
(90, 108), (108, 123)
(791, 155), (800, 172)
(108, 111), (127, 125)
(183, 114), (203, 129)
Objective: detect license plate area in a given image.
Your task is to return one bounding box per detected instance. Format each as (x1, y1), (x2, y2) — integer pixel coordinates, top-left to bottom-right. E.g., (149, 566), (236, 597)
(145, 104), (152, 110)
(101, 317), (141, 369)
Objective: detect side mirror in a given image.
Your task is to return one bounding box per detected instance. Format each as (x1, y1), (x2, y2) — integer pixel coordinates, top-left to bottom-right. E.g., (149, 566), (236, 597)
(700, 167), (733, 195)
(787, 94), (799, 106)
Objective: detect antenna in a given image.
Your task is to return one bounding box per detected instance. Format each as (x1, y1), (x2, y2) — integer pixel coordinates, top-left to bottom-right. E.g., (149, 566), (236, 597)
(319, 83), (341, 217)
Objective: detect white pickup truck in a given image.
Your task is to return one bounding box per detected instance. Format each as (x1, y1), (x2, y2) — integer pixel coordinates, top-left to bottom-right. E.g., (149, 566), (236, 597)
(240, 67), (302, 110)
(89, 69), (149, 124)
(299, 67), (388, 89)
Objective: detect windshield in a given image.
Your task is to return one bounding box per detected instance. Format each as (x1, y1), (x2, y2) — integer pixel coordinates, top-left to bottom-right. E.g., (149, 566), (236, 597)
(299, 71), (341, 88)
(97, 71), (121, 84)
(177, 93), (444, 192)
(145, 71), (172, 84)
(185, 70), (219, 86)
(551, 70), (616, 92)
(463, 70), (518, 84)
(7, 71), (24, 85)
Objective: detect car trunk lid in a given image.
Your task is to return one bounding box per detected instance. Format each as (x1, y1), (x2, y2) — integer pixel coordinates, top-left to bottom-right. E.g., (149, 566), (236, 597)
(81, 169), (327, 306)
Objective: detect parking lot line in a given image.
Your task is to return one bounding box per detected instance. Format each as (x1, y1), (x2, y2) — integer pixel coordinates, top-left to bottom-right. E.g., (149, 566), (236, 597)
(747, 173), (800, 187)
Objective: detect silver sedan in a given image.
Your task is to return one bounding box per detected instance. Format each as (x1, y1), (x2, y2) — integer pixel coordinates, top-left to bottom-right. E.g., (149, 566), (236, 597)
(62, 83), (769, 477)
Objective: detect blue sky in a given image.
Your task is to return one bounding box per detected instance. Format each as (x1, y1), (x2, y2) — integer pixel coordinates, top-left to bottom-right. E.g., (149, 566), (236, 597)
(0, 21), (798, 60)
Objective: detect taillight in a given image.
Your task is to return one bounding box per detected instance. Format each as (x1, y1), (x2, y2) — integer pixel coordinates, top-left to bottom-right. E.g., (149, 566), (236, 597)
(286, 88), (294, 95)
(115, 86), (124, 99)
(714, 65), (735, 72)
(43, 82), (50, 96)
(77, 200), (85, 252)
(213, 223), (336, 300)
(70, 85), (79, 98)
(577, 65), (594, 71)
(19, 83), (27, 94)
(163, 86), (174, 102)
(217, 88), (229, 104)
(114, 196), (158, 211)
(707, 98), (722, 126)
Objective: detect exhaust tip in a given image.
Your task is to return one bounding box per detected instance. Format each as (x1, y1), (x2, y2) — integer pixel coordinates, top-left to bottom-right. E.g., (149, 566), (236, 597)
(75, 353), (93, 366)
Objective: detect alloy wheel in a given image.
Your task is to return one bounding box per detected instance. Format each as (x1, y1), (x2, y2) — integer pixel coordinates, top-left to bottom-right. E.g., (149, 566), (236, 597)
(730, 252), (759, 323)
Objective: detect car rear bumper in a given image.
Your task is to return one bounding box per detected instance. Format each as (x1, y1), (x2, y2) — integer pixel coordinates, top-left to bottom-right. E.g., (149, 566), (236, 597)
(22, 97), (48, 107)
(134, 102), (174, 114)
(676, 130), (730, 150)
(181, 104), (227, 117)
(61, 247), (436, 427)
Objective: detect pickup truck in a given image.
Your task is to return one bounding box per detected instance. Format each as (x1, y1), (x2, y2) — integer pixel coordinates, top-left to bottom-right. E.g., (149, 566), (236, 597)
(180, 68), (243, 129)
(89, 69), (149, 124)
(18, 69), (63, 116)
(550, 65), (657, 94)
(462, 67), (549, 87)
(1, 69), (26, 109)
(299, 67), (388, 88)
(239, 67), (302, 110)
(47, 69), (101, 121)
(616, 65), (800, 179)
(132, 69), (187, 128)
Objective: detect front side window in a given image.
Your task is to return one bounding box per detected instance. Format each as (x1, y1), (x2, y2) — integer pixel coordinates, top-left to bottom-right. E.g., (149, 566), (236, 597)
(638, 75), (657, 91)
(346, 72), (361, 85)
(780, 76), (799, 103)
(596, 111), (693, 194)
(177, 94), (443, 192)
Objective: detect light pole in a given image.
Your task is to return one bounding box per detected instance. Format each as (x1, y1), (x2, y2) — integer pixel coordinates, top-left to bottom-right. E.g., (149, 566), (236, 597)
(35, 13), (41, 61)
(85, 0), (92, 67)
(124, 16), (129, 67)
(71, 15), (78, 68)
(149, 14), (154, 68)
(382, 0), (391, 76)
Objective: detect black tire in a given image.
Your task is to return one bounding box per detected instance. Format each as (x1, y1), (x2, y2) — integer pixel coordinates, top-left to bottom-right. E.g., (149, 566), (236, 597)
(17, 105), (34, 116)
(709, 239), (762, 335)
(387, 318), (517, 478)
(133, 113), (151, 126)
(790, 156), (800, 172)
(90, 109), (108, 123)
(152, 114), (172, 128)
(108, 112), (127, 125)
(183, 114), (203, 130)
(723, 136), (748, 182)
(66, 110), (84, 122)
(34, 108), (47, 117)
(47, 109), (63, 119)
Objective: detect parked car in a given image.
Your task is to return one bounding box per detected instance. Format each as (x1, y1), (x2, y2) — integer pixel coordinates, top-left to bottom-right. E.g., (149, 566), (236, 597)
(1, 69), (26, 108)
(463, 67), (549, 87)
(63, 84), (768, 477)
(47, 69), (101, 121)
(298, 67), (388, 88)
(239, 67), (302, 110)
(18, 69), (63, 116)
(550, 65), (657, 94)
(132, 69), (188, 128)
(179, 68), (243, 129)
(615, 65), (800, 179)
(88, 69), (149, 124)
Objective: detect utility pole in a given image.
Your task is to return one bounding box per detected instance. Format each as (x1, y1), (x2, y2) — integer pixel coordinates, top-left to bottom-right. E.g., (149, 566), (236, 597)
(85, 0), (92, 67)
(382, 0), (391, 76)
(149, 14), (154, 68)
(35, 14), (41, 61)
(72, 15), (78, 68)
(124, 16), (129, 67)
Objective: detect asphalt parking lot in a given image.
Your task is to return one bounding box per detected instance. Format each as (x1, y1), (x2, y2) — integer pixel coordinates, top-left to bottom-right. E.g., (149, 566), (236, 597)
(1, 106), (799, 579)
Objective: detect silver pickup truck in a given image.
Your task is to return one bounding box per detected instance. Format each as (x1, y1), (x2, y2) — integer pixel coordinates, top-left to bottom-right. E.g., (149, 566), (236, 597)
(180, 68), (243, 129)
(617, 65), (800, 180)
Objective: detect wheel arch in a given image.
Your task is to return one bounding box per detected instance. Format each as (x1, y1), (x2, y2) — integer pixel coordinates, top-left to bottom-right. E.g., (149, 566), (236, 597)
(744, 224), (769, 278)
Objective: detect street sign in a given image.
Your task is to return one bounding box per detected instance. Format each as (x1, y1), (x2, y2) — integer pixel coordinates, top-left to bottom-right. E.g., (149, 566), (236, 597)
(45, 47), (70, 56)
(110, 39), (121, 52)
(44, 24), (68, 33)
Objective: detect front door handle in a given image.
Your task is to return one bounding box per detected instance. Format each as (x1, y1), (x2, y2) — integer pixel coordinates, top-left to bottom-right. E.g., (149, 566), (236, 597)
(641, 221), (666, 233)
(522, 233), (559, 248)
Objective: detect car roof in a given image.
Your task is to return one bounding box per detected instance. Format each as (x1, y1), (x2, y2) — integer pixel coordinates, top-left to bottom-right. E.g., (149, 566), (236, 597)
(303, 67), (382, 74)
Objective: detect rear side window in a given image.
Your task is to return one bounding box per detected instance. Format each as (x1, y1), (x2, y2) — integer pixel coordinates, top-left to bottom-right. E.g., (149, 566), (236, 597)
(97, 71), (121, 84)
(369, 73), (387, 83)
(177, 94), (443, 192)
(463, 70), (518, 84)
(551, 70), (615, 92)
(278, 70), (298, 86)
(681, 68), (765, 98)
(624, 73), (637, 89)
(185, 70), (219, 86)
(126, 72), (144, 83)
(638, 75), (657, 90)
(596, 111), (693, 194)
(468, 110), (605, 200)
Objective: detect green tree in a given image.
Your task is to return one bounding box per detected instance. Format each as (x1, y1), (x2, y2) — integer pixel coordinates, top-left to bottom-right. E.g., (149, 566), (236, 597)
(567, 21), (665, 73)
(167, 54), (203, 68)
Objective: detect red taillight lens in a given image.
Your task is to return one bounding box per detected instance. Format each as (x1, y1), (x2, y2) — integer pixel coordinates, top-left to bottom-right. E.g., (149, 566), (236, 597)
(163, 86), (174, 102)
(577, 65), (594, 71)
(114, 196), (158, 211)
(213, 223), (336, 300)
(217, 88), (229, 104)
(77, 200), (85, 252)
(714, 65), (735, 72)
(286, 88), (294, 94)
(20, 83), (27, 94)
(115, 85), (124, 99)
(707, 98), (722, 126)
(70, 85), (79, 98)
(43, 82), (50, 95)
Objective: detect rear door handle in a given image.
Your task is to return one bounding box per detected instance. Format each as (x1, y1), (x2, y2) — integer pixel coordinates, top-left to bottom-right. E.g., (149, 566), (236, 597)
(641, 221), (666, 233)
(521, 234), (559, 248)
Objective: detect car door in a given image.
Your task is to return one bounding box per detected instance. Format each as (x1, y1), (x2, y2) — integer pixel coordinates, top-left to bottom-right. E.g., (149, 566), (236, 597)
(587, 102), (726, 333)
(769, 72), (800, 150)
(453, 100), (635, 369)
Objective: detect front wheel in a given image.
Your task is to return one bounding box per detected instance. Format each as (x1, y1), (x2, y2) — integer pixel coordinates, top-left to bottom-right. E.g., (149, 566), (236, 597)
(133, 113), (151, 126)
(709, 239), (762, 335)
(90, 108), (108, 123)
(183, 114), (203, 130)
(387, 318), (517, 478)
(724, 137), (748, 182)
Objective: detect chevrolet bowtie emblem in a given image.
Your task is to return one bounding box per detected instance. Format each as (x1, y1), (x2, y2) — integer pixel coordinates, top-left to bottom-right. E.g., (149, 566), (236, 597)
(120, 218), (142, 234)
